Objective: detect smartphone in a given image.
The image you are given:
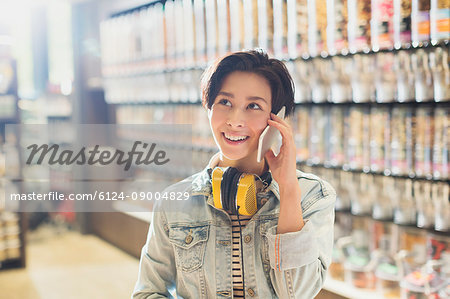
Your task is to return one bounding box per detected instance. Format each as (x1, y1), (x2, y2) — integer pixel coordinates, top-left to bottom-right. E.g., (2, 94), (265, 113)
(257, 106), (286, 163)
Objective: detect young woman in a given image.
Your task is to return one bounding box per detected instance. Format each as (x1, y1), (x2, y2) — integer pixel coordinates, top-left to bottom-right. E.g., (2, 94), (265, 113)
(132, 50), (336, 299)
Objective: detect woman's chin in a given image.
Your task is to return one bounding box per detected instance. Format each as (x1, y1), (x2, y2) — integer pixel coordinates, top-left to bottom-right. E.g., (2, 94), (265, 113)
(219, 150), (248, 162)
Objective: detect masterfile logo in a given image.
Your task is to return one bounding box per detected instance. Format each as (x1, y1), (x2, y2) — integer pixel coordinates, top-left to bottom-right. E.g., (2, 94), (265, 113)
(26, 141), (170, 171)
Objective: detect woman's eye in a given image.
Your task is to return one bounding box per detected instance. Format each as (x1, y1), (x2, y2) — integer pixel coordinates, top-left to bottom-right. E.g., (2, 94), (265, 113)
(219, 99), (231, 106)
(248, 103), (261, 110)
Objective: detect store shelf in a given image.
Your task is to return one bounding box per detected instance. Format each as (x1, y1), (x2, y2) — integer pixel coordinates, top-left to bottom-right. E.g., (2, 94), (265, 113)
(323, 278), (382, 299)
(294, 101), (450, 107)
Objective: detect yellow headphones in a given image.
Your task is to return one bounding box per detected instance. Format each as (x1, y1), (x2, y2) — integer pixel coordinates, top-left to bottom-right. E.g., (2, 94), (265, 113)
(211, 167), (262, 216)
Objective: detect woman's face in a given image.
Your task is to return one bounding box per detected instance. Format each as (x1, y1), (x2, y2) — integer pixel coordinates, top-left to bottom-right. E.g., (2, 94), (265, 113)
(208, 71), (272, 167)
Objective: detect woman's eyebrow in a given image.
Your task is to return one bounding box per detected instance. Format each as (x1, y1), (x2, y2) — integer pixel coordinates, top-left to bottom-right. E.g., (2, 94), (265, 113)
(218, 91), (268, 104)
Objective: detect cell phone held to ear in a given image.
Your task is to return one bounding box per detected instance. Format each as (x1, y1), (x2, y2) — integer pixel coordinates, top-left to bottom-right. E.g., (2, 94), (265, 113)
(256, 106), (286, 163)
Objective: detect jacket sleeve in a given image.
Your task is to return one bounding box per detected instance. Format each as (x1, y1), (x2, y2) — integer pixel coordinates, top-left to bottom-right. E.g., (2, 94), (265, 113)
(265, 177), (336, 299)
(132, 202), (177, 299)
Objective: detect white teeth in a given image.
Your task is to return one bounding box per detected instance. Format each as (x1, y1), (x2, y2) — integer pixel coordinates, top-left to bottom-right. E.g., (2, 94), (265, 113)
(224, 133), (248, 141)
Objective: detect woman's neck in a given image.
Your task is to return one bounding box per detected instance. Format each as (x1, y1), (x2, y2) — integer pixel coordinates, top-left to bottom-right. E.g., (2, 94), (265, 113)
(217, 153), (269, 176)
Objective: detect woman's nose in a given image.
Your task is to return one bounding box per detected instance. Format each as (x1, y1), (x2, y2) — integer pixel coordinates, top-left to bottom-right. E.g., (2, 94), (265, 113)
(226, 109), (245, 127)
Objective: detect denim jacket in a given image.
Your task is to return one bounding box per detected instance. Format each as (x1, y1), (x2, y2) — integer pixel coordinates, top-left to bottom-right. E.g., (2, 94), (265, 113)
(132, 153), (336, 299)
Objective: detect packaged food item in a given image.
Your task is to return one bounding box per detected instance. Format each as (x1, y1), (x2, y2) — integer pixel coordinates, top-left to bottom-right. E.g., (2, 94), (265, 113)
(433, 107), (449, 179)
(257, 0), (274, 55)
(164, 1), (177, 68)
(330, 56), (352, 103)
(310, 59), (331, 103)
(415, 181), (435, 229)
(327, 106), (345, 167)
(393, 179), (417, 225)
(344, 216), (376, 289)
(427, 232), (449, 262)
(205, 0), (218, 62)
(412, 0), (431, 46)
(412, 49), (434, 102)
(375, 52), (397, 103)
(335, 171), (352, 211)
(330, 213), (353, 280)
(229, 0), (245, 52)
(433, 183), (450, 232)
(243, 0), (259, 50)
(370, 107), (389, 173)
(307, 0), (327, 57)
(345, 106), (371, 171)
(194, 0), (207, 66)
(430, 47), (450, 102)
(288, 0), (308, 58)
(391, 107), (414, 176)
(155, 3), (166, 71)
(374, 224), (404, 299)
(316, 0), (328, 55)
(351, 54), (376, 102)
(351, 173), (374, 215)
(362, 107), (371, 172)
(183, 0), (196, 68)
(308, 106), (327, 164)
(430, 0), (449, 44)
(372, 176), (395, 220)
(347, 0), (371, 53)
(394, 0), (412, 48)
(327, 0), (349, 55)
(174, 2), (186, 68)
(371, 0), (395, 51)
(377, 267), (401, 299)
(414, 107), (434, 178)
(293, 59), (312, 102)
(287, 0), (298, 58)
(398, 226), (427, 268)
(273, 0), (289, 59)
(400, 267), (447, 299)
(293, 106), (310, 161)
(394, 51), (415, 102)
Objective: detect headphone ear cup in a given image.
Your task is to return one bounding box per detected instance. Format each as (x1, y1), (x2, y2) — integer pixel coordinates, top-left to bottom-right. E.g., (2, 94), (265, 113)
(236, 174), (257, 216)
(221, 167), (234, 212)
(229, 169), (243, 215)
(211, 168), (224, 210)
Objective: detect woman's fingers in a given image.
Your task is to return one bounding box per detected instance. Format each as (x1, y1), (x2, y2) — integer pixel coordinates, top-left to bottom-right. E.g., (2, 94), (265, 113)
(267, 118), (293, 142)
(270, 112), (290, 129)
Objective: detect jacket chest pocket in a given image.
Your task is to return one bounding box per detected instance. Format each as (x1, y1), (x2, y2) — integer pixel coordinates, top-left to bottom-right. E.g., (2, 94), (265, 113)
(168, 225), (209, 272)
(259, 218), (277, 265)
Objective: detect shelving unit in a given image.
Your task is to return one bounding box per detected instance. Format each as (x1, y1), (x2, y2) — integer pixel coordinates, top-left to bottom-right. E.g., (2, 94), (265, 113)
(98, 0), (450, 298)
(0, 57), (26, 270)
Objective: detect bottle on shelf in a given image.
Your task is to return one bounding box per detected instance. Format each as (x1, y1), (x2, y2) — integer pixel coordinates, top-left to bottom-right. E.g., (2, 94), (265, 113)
(393, 0), (412, 49)
(394, 51), (415, 102)
(415, 181), (435, 229)
(375, 52), (397, 103)
(330, 56), (352, 103)
(371, 0), (395, 51)
(351, 54), (376, 103)
(411, 0), (431, 47)
(430, 0), (449, 45)
(393, 179), (416, 225)
(429, 47), (450, 102)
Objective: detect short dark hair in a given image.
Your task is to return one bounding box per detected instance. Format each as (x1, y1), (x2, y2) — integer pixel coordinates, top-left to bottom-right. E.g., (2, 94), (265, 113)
(201, 49), (295, 116)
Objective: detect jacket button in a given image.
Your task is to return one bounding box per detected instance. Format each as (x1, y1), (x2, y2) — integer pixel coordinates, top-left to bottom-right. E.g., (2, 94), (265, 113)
(244, 235), (252, 243)
(185, 235), (193, 244)
(247, 288), (255, 297)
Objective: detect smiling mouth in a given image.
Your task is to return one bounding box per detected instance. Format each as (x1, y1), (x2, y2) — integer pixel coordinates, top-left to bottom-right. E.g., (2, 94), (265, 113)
(222, 132), (249, 143)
